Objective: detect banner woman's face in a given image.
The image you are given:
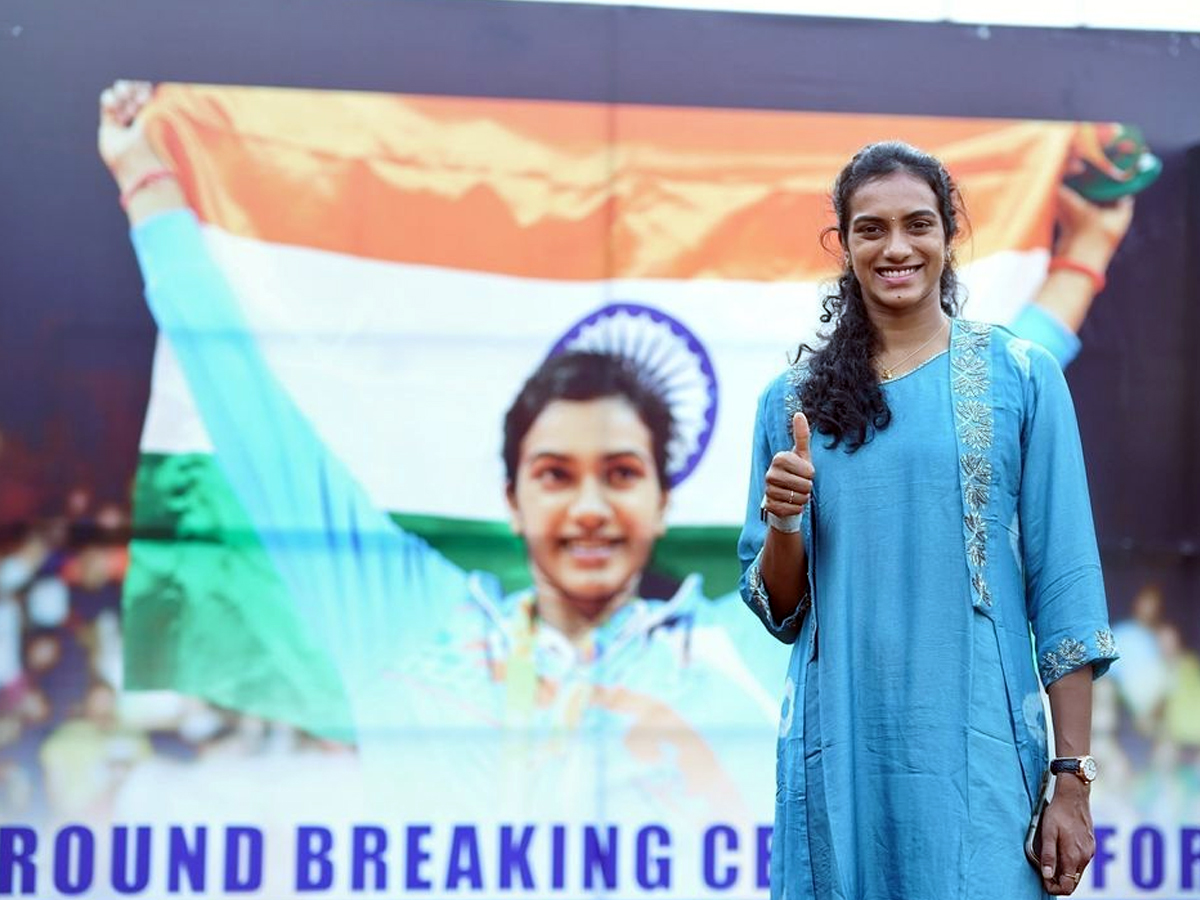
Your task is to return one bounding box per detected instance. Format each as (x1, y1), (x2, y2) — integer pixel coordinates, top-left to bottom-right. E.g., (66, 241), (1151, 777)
(507, 397), (669, 617)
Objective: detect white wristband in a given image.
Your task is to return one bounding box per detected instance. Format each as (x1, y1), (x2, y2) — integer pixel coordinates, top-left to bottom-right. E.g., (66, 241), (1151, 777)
(767, 511), (802, 533)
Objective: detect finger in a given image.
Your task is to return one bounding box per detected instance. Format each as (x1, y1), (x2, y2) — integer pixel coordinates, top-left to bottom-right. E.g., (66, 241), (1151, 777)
(763, 463), (812, 495)
(767, 483), (810, 505)
(1040, 819), (1059, 887)
(764, 481), (807, 503)
(792, 413), (811, 460)
(110, 79), (152, 124)
(1111, 195), (1135, 227)
(113, 80), (135, 112)
(1057, 182), (1089, 210)
(118, 80), (151, 107)
(765, 452), (799, 483)
(766, 449), (816, 482)
(762, 482), (810, 518)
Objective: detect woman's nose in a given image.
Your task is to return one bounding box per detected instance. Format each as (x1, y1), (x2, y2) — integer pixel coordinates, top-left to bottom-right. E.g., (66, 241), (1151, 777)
(884, 229), (912, 259)
(569, 477), (612, 525)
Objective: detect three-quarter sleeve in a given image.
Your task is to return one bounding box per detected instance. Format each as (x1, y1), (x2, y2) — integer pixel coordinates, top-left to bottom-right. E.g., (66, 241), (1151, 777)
(737, 382), (806, 644)
(1016, 343), (1118, 685)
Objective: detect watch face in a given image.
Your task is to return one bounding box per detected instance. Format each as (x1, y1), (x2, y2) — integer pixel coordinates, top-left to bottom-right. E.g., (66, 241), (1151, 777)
(1081, 757), (1098, 781)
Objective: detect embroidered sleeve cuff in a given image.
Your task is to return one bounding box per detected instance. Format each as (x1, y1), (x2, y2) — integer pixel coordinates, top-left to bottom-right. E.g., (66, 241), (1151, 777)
(1038, 627), (1119, 685)
(746, 554), (809, 639)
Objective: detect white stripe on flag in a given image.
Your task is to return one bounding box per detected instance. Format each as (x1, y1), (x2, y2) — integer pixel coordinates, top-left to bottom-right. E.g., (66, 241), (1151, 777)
(140, 226), (1048, 526)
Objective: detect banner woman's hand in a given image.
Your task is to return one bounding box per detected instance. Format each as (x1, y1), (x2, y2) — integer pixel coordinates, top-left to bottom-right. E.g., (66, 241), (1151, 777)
(1054, 185), (1134, 274)
(98, 80), (184, 220)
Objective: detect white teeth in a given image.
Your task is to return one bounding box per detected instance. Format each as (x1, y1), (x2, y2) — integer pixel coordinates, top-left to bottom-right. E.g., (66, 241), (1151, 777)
(879, 266), (918, 277)
(565, 539), (617, 551)
(567, 542), (616, 562)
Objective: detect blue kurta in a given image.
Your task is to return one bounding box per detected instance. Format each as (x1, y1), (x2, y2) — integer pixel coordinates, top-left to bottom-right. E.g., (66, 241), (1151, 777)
(737, 320), (1118, 900)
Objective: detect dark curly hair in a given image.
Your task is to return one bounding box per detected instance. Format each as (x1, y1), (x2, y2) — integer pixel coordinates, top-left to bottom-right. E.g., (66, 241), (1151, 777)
(797, 141), (966, 450)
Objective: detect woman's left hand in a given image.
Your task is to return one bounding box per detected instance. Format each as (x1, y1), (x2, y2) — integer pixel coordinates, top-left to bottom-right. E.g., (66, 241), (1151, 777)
(1037, 776), (1095, 895)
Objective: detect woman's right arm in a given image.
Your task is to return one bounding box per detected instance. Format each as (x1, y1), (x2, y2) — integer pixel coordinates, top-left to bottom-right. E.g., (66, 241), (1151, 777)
(737, 384), (813, 641)
(99, 83), (470, 672)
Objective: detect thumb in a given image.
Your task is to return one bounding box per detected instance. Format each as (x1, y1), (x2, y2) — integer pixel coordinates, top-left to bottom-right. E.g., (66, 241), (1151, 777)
(792, 412), (811, 460)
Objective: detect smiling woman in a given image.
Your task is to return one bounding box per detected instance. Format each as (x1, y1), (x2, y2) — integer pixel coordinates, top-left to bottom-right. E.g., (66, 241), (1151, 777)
(846, 177), (948, 318)
(739, 141), (1119, 900)
(843, 174), (953, 379)
(504, 365), (671, 639)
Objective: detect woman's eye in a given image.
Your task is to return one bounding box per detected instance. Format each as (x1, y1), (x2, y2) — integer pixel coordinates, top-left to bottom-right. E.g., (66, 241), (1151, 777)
(608, 465), (643, 487)
(910, 219), (934, 232)
(537, 467), (571, 486)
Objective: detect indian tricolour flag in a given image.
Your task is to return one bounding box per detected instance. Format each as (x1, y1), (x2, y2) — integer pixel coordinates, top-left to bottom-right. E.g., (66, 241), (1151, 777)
(122, 83), (1074, 734)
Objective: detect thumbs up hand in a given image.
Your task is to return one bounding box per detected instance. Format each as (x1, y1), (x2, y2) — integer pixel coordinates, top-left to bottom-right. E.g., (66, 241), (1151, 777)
(763, 413), (814, 527)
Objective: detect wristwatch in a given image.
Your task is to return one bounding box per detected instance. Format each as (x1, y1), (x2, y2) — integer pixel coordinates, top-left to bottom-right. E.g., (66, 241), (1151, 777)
(1050, 755), (1098, 784)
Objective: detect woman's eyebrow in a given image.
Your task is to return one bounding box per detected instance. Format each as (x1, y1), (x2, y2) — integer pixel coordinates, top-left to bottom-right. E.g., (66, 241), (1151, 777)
(851, 208), (938, 225)
(525, 449), (652, 464)
(604, 450), (651, 462)
(526, 451), (572, 464)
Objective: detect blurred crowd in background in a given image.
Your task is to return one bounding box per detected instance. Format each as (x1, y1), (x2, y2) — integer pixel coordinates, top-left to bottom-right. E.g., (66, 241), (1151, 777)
(0, 429), (353, 826)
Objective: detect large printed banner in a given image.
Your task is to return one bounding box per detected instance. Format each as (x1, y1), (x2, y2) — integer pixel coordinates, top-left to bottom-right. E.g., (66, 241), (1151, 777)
(126, 85), (1072, 734)
(2, 82), (1194, 899)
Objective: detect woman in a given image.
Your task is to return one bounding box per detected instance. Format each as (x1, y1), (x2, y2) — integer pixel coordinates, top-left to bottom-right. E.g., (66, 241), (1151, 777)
(99, 80), (782, 848)
(738, 141), (1118, 899)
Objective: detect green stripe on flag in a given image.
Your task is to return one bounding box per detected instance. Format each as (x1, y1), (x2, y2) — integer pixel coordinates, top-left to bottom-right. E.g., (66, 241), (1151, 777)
(124, 453), (354, 739)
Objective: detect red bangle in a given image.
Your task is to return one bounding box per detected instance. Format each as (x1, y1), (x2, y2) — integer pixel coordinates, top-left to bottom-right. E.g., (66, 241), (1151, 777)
(1048, 257), (1106, 294)
(119, 169), (176, 210)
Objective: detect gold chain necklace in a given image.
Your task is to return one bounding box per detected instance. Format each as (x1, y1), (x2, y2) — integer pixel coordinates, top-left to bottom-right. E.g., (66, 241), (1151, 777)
(878, 316), (948, 381)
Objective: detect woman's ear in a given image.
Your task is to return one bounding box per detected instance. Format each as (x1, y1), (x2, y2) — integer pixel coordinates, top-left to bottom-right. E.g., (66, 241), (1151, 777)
(505, 482), (524, 535)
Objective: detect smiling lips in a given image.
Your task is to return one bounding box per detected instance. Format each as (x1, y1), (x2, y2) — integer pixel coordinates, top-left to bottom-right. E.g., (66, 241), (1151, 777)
(562, 538), (623, 566)
(876, 264), (922, 282)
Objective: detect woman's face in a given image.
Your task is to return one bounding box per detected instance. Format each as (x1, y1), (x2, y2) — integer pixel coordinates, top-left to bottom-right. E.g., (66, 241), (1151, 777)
(845, 170), (947, 318)
(507, 396), (668, 619)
